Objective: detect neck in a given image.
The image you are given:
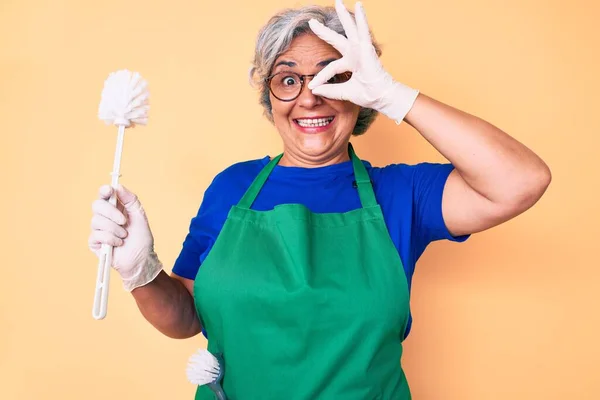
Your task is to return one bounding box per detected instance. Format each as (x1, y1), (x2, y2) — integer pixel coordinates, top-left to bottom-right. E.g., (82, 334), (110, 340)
(278, 145), (351, 168)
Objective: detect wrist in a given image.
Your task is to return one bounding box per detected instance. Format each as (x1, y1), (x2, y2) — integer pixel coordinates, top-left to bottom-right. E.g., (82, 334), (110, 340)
(377, 80), (419, 125)
(121, 250), (164, 292)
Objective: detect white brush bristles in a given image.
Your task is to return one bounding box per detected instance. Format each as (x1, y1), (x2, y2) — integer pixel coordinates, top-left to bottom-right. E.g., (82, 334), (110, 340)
(98, 69), (149, 127)
(186, 349), (221, 385)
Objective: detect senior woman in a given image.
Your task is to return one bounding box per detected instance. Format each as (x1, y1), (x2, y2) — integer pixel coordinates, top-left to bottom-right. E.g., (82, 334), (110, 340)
(88, 1), (551, 398)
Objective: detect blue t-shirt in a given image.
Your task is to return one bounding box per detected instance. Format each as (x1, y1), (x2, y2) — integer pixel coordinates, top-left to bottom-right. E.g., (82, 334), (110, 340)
(173, 155), (469, 337)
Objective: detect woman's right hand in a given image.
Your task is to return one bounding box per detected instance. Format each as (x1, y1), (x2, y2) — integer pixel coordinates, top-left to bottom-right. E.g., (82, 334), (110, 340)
(88, 184), (162, 291)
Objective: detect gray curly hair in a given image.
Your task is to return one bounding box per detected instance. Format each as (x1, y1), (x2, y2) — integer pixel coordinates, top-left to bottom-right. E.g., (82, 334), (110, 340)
(248, 5), (382, 136)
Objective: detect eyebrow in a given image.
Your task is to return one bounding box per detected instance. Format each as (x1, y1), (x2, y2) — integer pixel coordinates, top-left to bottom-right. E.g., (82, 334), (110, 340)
(273, 58), (339, 69)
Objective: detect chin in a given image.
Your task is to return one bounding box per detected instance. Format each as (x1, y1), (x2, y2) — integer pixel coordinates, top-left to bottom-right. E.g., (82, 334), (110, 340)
(297, 135), (337, 155)
(289, 136), (352, 166)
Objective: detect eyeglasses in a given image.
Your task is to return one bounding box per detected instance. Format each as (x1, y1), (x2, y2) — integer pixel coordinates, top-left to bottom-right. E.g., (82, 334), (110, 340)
(265, 71), (352, 102)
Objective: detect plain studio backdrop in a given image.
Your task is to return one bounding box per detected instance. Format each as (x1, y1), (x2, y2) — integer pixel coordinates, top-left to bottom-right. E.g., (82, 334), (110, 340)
(0, 0), (598, 398)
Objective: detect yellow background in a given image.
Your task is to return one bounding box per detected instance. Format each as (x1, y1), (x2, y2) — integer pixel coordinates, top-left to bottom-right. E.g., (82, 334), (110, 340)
(1, 0), (598, 398)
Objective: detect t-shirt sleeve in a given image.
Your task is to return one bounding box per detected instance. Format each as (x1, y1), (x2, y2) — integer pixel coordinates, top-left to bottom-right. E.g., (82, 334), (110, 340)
(171, 182), (225, 280)
(171, 159), (265, 280)
(412, 162), (469, 256)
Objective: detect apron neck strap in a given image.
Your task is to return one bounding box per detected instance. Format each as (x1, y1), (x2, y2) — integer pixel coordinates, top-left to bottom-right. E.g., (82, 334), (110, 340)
(237, 143), (377, 209)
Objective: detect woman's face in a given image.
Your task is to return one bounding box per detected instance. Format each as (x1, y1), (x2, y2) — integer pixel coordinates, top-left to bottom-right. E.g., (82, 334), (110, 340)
(269, 33), (360, 167)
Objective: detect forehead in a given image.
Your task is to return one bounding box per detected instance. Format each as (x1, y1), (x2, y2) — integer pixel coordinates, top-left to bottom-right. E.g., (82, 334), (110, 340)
(274, 33), (342, 67)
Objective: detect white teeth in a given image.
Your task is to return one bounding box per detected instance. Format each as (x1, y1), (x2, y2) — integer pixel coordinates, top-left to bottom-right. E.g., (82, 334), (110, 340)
(296, 117), (334, 127)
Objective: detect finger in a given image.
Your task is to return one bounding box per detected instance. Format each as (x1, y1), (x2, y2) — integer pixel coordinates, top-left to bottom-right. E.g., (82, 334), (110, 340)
(92, 198), (127, 225)
(89, 241), (101, 254)
(115, 184), (143, 212)
(91, 214), (128, 238)
(89, 230), (123, 248)
(311, 82), (352, 101)
(355, 2), (372, 43)
(308, 59), (350, 89)
(335, 0), (358, 42)
(308, 19), (349, 54)
(98, 185), (113, 200)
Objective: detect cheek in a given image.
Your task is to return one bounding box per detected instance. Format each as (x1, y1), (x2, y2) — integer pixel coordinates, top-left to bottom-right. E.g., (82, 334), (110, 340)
(332, 101), (360, 124)
(270, 95), (293, 121)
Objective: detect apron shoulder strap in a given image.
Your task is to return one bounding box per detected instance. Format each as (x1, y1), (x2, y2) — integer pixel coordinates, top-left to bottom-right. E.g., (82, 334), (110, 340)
(237, 153), (283, 209)
(349, 143), (378, 208)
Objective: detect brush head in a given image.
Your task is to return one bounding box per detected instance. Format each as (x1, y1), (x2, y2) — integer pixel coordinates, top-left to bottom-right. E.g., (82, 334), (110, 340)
(186, 349), (222, 385)
(98, 69), (149, 128)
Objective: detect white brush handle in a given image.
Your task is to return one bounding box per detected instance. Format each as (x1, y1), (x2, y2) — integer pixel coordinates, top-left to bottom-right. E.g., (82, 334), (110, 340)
(93, 125), (126, 320)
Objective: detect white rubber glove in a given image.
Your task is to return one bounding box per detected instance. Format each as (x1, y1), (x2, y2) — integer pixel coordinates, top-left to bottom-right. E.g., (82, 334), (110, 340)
(307, 0), (420, 124)
(88, 184), (163, 292)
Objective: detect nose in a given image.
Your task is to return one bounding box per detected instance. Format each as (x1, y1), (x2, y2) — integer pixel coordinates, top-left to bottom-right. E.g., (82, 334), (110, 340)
(296, 76), (322, 108)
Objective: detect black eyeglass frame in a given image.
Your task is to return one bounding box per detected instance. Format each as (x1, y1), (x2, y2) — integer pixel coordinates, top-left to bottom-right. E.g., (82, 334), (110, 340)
(265, 71), (352, 102)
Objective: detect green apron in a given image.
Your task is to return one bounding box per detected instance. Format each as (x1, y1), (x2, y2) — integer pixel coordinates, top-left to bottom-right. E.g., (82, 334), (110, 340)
(193, 144), (412, 399)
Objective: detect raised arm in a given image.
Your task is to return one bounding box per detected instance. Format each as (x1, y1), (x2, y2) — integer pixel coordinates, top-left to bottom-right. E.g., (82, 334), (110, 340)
(404, 94), (550, 236)
(307, 0), (550, 236)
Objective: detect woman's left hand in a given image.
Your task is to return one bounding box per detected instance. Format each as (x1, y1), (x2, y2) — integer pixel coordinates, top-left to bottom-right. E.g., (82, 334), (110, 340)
(308, 0), (419, 124)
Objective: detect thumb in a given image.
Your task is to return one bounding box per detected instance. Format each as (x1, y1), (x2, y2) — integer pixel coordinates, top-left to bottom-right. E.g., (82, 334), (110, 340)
(116, 184), (143, 212)
(311, 83), (351, 101)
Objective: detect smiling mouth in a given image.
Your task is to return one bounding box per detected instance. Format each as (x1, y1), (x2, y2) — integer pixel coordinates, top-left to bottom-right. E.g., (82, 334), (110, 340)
(294, 116), (335, 128)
